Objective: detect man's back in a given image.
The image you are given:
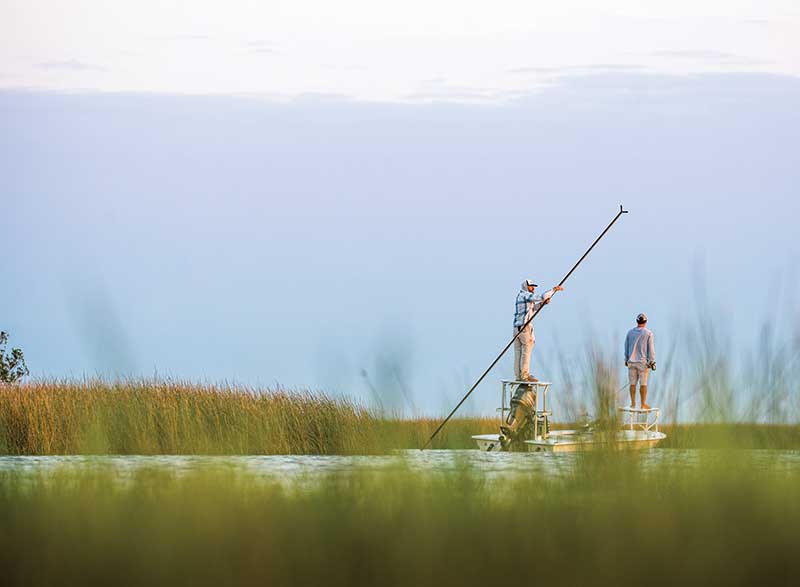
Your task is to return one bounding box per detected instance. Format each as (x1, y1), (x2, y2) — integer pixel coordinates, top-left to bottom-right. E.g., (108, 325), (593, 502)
(625, 327), (655, 364)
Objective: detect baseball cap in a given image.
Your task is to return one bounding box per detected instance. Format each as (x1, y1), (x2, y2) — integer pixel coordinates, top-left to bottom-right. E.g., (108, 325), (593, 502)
(637, 313), (648, 324)
(525, 279), (538, 287)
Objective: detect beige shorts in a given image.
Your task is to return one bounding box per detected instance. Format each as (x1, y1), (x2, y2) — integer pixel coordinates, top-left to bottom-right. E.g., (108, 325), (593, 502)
(628, 362), (650, 386)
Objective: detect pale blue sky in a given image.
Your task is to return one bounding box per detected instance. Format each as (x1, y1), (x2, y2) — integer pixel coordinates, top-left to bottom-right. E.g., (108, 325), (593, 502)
(1, 3), (798, 417)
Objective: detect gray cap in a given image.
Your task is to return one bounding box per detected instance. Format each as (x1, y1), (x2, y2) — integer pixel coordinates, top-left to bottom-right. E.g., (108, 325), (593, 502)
(525, 279), (538, 287)
(637, 313), (648, 323)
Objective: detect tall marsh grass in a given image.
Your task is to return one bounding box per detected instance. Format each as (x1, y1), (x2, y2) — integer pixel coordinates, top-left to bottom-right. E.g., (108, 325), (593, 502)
(0, 380), (496, 454)
(1, 378), (799, 454)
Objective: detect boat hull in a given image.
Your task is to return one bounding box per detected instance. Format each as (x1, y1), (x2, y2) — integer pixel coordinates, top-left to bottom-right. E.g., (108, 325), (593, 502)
(472, 430), (666, 452)
(472, 434), (505, 452)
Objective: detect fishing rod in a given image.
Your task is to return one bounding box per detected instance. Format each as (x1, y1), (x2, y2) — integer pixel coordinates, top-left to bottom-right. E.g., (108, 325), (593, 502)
(422, 205), (629, 450)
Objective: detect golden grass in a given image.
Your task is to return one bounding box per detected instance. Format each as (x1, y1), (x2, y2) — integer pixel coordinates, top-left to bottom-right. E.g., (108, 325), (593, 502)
(1, 380), (798, 454)
(0, 380), (497, 454)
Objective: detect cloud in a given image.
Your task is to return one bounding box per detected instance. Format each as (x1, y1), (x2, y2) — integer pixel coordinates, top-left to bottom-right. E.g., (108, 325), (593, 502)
(406, 78), (529, 103)
(648, 50), (767, 66)
(116, 49), (146, 57)
(525, 71), (800, 101)
(323, 64), (367, 72)
(740, 18), (772, 27)
(508, 64), (644, 75)
(149, 34), (213, 41)
(35, 60), (108, 72)
(244, 40), (281, 55)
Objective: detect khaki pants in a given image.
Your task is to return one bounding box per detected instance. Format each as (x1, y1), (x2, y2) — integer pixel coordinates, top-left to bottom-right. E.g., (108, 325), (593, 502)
(513, 325), (534, 380)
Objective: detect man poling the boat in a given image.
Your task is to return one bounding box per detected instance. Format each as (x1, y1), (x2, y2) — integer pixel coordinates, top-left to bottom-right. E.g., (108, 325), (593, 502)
(500, 280), (564, 444)
(512, 279), (564, 383)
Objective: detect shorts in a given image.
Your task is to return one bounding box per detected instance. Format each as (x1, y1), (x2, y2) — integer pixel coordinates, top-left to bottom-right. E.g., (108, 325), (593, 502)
(628, 362), (649, 386)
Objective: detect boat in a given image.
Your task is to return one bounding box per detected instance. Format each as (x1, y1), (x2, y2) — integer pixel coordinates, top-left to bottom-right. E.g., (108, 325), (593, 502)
(472, 380), (666, 452)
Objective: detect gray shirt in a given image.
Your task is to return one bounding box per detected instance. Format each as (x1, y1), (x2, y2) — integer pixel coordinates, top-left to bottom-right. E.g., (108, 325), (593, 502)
(625, 327), (655, 364)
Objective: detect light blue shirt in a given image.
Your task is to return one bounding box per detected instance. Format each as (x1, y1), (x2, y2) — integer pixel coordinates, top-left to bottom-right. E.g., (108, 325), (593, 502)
(625, 327), (655, 364)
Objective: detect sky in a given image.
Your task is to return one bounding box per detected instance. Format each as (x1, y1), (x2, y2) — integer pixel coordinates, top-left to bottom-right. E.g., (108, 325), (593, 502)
(1, 2), (799, 417)
(2, 1), (799, 100)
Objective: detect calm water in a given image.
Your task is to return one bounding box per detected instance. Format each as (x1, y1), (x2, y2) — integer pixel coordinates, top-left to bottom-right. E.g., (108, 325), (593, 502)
(1, 450), (799, 481)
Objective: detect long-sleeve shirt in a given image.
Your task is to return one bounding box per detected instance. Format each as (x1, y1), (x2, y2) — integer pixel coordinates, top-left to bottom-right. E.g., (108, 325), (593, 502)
(513, 288), (555, 333)
(625, 327), (655, 364)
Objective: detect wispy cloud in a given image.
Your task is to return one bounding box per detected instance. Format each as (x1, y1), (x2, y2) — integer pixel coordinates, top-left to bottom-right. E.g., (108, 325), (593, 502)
(243, 40), (281, 55)
(322, 64), (367, 72)
(508, 64), (644, 75)
(116, 49), (145, 57)
(649, 50), (767, 66)
(35, 60), (108, 72)
(543, 71), (800, 97)
(740, 18), (772, 27)
(406, 78), (527, 103)
(149, 34), (213, 42)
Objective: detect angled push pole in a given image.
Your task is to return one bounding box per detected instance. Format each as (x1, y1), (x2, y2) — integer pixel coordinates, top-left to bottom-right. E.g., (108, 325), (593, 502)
(422, 205), (629, 450)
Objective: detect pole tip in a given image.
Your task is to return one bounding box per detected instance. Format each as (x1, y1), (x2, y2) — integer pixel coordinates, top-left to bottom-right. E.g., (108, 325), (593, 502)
(620, 204), (629, 214)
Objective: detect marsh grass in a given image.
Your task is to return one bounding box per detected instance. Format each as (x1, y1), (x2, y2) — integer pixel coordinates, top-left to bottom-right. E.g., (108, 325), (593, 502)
(0, 380), (498, 454)
(0, 453), (798, 586)
(0, 378), (799, 454)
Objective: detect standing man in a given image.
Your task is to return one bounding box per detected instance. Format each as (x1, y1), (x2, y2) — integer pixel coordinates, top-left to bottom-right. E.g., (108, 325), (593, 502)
(513, 279), (564, 382)
(624, 313), (656, 409)
(501, 279), (564, 445)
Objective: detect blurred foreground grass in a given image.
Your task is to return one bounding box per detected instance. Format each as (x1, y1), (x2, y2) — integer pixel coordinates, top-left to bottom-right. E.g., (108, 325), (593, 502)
(1, 380), (799, 454)
(0, 453), (798, 586)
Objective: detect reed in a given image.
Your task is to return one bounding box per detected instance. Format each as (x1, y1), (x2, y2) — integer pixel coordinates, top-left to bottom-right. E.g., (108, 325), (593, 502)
(0, 379), (497, 454)
(1, 379), (799, 454)
(0, 454), (797, 586)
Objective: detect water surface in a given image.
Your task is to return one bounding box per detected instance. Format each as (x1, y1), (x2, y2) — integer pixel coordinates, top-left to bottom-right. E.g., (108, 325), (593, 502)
(1, 449), (798, 482)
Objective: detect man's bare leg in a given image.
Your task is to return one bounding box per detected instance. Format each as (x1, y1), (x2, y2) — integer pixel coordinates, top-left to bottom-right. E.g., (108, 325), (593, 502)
(629, 385), (636, 408)
(640, 385), (650, 410)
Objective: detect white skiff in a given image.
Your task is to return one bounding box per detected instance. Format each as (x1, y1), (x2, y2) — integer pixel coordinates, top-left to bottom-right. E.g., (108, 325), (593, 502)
(471, 380), (666, 452)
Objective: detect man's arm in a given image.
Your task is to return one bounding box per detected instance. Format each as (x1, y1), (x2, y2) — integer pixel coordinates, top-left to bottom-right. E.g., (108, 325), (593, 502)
(533, 286), (564, 310)
(624, 333), (631, 365)
(533, 289), (553, 311)
(648, 332), (655, 363)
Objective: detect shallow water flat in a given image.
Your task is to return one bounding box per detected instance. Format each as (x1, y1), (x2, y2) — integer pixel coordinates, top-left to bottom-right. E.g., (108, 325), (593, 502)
(1, 449), (799, 481)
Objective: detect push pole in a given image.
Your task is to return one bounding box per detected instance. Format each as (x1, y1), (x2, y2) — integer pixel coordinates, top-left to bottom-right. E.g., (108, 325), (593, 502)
(422, 205), (629, 449)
